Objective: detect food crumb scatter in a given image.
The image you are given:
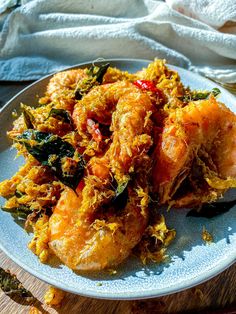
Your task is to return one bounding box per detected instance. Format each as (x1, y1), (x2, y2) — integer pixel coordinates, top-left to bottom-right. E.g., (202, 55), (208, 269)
(29, 306), (42, 314)
(202, 226), (213, 243)
(28, 214), (50, 263)
(96, 282), (103, 287)
(44, 286), (65, 306)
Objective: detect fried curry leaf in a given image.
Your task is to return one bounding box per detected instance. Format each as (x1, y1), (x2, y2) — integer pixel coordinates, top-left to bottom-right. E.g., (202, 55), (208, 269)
(17, 130), (85, 190)
(187, 199), (236, 218)
(1, 206), (32, 219)
(47, 108), (73, 125)
(111, 180), (129, 210)
(75, 63), (110, 100)
(17, 130), (74, 164)
(211, 88), (221, 97)
(15, 190), (24, 198)
(22, 105), (35, 129)
(87, 63), (110, 84)
(0, 267), (33, 299)
(180, 87), (221, 102)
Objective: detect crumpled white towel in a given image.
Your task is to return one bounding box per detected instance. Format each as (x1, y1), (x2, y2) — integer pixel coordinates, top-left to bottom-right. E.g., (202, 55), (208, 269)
(0, 0), (236, 83)
(166, 0), (236, 29)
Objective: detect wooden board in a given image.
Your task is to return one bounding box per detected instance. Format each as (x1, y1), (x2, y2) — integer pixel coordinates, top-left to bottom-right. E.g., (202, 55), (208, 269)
(0, 83), (236, 314)
(1, 251), (236, 314)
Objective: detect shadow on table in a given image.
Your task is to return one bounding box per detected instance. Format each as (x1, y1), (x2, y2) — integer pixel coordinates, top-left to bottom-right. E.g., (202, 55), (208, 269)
(6, 294), (50, 314)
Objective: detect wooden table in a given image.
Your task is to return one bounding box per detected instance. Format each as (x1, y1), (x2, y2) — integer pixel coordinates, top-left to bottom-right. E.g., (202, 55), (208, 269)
(0, 82), (236, 314)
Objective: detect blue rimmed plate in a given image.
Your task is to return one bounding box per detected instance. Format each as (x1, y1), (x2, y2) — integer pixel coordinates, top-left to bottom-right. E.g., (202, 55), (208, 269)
(0, 59), (235, 300)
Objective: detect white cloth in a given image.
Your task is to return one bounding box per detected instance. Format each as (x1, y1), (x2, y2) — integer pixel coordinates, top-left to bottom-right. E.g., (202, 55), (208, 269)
(166, 0), (236, 29)
(0, 0), (18, 14)
(0, 0), (236, 83)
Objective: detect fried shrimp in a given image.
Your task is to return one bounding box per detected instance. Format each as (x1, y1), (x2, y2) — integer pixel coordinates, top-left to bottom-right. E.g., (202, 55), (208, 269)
(49, 179), (148, 270)
(8, 69), (88, 140)
(152, 96), (236, 207)
(109, 91), (154, 183)
(42, 69), (87, 112)
(49, 87), (154, 270)
(72, 81), (141, 147)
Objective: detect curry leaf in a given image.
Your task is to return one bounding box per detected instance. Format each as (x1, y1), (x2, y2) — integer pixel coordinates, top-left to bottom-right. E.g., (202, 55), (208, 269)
(211, 87), (221, 97)
(111, 180), (129, 210)
(91, 63), (110, 84)
(17, 130), (85, 190)
(75, 63), (110, 100)
(47, 108), (73, 125)
(0, 267), (33, 300)
(15, 190), (24, 198)
(180, 88), (221, 102)
(1, 206), (32, 219)
(22, 105), (35, 129)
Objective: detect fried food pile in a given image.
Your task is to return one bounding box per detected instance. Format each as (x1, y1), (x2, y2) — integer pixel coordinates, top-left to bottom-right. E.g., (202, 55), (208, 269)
(0, 60), (235, 271)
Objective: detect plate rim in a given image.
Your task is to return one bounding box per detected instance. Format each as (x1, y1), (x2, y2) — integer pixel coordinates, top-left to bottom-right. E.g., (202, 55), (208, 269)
(0, 237), (235, 300)
(0, 58), (236, 300)
(1, 57), (235, 114)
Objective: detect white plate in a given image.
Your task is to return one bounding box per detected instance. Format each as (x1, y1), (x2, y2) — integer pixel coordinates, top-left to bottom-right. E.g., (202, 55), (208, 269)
(0, 59), (235, 300)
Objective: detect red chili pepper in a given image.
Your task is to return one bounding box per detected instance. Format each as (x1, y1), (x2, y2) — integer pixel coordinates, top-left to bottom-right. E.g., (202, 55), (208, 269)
(133, 80), (158, 93)
(87, 118), (102, 143)
(133, 80), (164, 100)
(76, 178), (85, 193)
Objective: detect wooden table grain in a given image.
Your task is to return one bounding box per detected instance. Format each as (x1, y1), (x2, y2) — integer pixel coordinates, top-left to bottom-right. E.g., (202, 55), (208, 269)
(0, 82), (236, 314)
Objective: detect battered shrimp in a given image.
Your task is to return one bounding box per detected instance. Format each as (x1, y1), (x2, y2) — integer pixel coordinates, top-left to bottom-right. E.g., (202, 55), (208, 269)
(49, 179), (148, 270)
(42, 69), (87, 112)
(45, 66), (136, 117)
(72, 81), (141, 145)
(109, 91), (154, 184)
(152, 96), (236, 207)
(8, 69), (88, 139)
(49, 86), (154, 270)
